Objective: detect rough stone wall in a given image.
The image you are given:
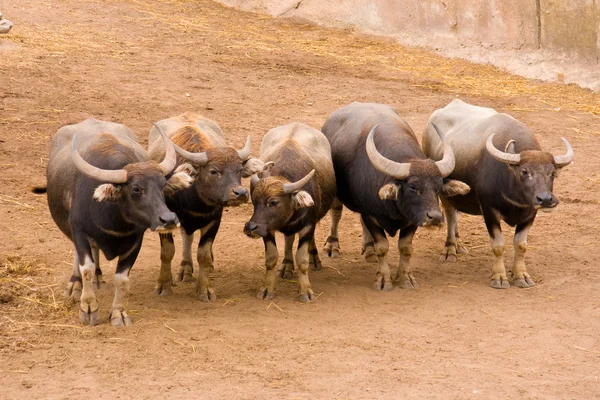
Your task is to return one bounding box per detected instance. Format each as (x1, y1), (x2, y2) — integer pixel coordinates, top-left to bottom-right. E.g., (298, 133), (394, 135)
(217, 0), (600, 90)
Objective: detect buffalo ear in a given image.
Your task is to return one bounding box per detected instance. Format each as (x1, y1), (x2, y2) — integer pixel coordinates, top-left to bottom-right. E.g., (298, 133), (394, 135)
(293, 190), (314, 208)
(242, 158), (266, 178)
(441, 180), (470, 197)
(378, 183), (400, 200)
(165, 172), (193, 195)
(93, 184), (122, 202)
(175, 163), (196, 177)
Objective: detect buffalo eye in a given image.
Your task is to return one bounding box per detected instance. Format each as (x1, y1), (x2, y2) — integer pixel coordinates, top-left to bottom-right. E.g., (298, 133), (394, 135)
(268, 199), (279, 207)
(408, 185), (418, 194)
(132, 186), (142, 196)
(520, 169), (529, 178)
(209, 169), (219, 176)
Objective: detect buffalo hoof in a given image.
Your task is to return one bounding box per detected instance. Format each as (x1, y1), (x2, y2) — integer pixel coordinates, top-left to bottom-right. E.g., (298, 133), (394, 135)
(397, 276), (420, 289)
(490, 278), (510, 289)
(153, 280), (174, 296)
(64, 281), (82, 302)
(257, 288), (275, 300)
(513, 276), (535, 288)
(280, 260), (294, 279)
(373, 275), (394, 291)
(176, 262), (194, 282)
(110, 309), (132, 327)
(79, 304), (99, 326)
(92, 274), (105, 290)
(323, 237), (340, 258)
(299, 290), (316, 303)
(197, 286), (217, 303)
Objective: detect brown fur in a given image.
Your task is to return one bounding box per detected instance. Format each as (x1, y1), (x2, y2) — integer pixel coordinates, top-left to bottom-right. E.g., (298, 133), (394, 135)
(519, 150), (554, 165)
(89, 133), (137, 159)
(409, 159), (441, 176)
(171, 126), (213, 153)
(252, 177), (288, 200)
(123, 161), (163, 179)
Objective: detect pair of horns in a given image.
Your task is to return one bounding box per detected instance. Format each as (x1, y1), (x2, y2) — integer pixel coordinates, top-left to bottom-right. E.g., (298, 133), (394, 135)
(71, 124), (177, 183)
(251, 168), (315, 194)
(171, 136), (252, 166)
(486, 134), (574, 167)
(366, 123), (455, 179)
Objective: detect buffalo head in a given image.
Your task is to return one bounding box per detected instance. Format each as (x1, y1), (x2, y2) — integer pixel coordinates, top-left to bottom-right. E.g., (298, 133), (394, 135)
(244, 166), (315, 238)
(366, 124), (469, 227)
(72, 126), (189, 232)
(486, 134), (573, 210)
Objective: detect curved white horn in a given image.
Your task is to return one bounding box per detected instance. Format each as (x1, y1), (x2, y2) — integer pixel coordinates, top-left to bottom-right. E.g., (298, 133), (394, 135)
(154, 124), (177, 176)
(250, 174), (260, 186)
(365, 125), (411, 179)
(71, 134), (128, 183)
(431, 123), (455, 178)
(172, 143), (208, 166)
(283, 169), (315, 194)
(553, 137), (574, 168)
(486, 133), (521, 165)
(237, 136), (251, 161)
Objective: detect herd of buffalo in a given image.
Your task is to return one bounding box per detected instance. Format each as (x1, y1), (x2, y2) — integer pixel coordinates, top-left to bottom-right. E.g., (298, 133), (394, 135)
(32, 99), (574, 326)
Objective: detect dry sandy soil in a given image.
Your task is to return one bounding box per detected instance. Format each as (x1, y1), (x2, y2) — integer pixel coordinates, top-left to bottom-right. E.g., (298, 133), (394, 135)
(1, 0), (599, 398)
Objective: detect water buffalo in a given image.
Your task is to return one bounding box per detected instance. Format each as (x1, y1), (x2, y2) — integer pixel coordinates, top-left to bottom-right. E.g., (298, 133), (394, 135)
(422, 99), (574, 288)
(35, 118), (191, 326)
(322, 102), (466, 291)
(244, 122), (336, 303)
(148, 113), (264, 302)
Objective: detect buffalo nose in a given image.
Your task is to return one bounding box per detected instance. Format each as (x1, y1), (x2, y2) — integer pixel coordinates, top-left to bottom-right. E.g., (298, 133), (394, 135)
(536, 192), (557, 207)
(245, 221), (257, 232)
(159, 211), (178, 226)
(233, 187), (248, 198)
(425, 210), (444, 225)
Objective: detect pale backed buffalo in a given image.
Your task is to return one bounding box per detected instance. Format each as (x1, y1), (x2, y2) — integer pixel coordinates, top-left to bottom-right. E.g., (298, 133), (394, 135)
(34, 118), (191, 326)
(322, 102), (468, 290)
(148, 113), (264, 302)
(244, 122), (336, 303)
(422, 99), (573, 288)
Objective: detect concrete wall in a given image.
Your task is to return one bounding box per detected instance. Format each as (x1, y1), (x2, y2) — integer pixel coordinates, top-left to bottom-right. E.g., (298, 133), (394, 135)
(217, 0), (600, 90)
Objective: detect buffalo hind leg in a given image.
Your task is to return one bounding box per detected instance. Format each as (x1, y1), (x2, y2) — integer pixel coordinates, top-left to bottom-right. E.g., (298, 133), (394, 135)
(484, 209), (509, 289)
(439, 199), (468, 262)
(64, 248), (82, 301)
(360, 216), (377, 263)
(281, 234), (295, 279)
(362, 215), (393, 291)
(154, 233), (175, 296)
(196, 221), (219, 302)
(395, 225), (419, 289)
(177, 229), (194, 282)
(109, 241), (141, 327)
(512, 218), (536, 288)
(296, 225), (316, 303)
(91, 244), (105, 290)
(323, 197), (342, 258)
(257, 233), (278, 300)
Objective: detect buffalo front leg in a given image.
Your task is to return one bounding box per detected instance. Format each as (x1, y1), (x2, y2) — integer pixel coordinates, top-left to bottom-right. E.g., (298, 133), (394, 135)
(154, 233), (175, 296)
(362, 215), (393, 291)
(360, 216), (377, 263)
(281, 234), (295, 279)
(323, 197), (342, 258)
(177, 228), (194, 282)
(195, 221), (219, 302)
(512, 218), (536, 288)
(109, 241), (141, 327)
(309, 236), (322, 271)
(76, 249), (100, 326)
(395, 226), (419, 289)
(296, 225), (316, 303)
(64, 248), (82, 301)
(91, 244), (105, 289)
(484, 209), (509, 289)
(257, 233), (278, 300)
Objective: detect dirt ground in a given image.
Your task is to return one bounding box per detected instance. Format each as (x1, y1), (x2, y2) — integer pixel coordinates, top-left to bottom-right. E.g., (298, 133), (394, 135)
(1, 0), (599, 398)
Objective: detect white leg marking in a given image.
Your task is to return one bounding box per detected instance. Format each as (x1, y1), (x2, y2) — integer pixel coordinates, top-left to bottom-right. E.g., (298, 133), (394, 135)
(110, 272), (132, 327)
(79, 255), (99, 325)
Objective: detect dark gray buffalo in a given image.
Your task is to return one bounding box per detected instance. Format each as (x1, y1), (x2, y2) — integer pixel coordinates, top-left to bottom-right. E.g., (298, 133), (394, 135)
(34, 118), (191, 326)
(148, 113), (264, 302)
(422, 99), (574, 288)
(322, 102), (468, 291)
(244, 122), (336, 303)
